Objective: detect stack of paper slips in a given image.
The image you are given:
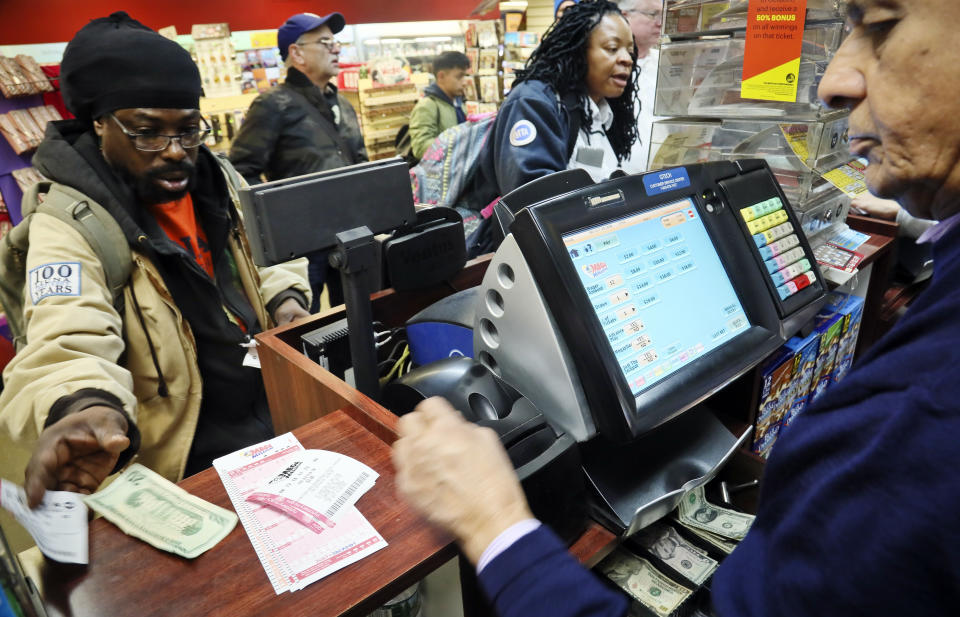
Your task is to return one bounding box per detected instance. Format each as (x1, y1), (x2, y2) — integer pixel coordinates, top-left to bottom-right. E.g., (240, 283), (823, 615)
(214, 433), (387, 594)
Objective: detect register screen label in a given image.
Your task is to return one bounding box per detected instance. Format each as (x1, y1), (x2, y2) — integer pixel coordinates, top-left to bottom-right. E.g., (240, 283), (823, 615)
(562, 198), (750, 398)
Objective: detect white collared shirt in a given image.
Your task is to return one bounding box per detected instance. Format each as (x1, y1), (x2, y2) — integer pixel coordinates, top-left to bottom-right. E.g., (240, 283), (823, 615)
(623, 48), (663, 174)
(567, 96), (623, 183)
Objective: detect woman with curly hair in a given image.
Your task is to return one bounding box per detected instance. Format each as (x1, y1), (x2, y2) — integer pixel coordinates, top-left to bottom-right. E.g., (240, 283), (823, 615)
(474, 0), (638, 200)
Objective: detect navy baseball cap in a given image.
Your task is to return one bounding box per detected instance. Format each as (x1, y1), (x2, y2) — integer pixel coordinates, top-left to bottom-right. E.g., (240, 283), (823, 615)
(278, 12), (346, 60)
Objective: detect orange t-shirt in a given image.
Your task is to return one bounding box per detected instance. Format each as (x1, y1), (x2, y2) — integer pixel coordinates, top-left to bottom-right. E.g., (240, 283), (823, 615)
(150, 194), (250, 333)
(150, 194), (215, 278)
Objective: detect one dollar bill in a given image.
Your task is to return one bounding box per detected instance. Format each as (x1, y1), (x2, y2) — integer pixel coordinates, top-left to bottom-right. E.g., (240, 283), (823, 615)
(672, 517), (738, 555)
(85, 464), (237, 559)
(600, 549), (692, 617)
(676, 485), (753, 541)
(634, 522), (718, 585)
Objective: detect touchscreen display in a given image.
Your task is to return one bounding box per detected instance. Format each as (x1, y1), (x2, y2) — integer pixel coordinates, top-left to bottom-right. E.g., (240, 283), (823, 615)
(562, 197), (750, 398)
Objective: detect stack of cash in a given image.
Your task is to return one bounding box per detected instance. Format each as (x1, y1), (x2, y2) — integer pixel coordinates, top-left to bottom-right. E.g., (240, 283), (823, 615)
(598, 484), (757, 616)
(676, 486), (754, 541)
(672, 518), (739, 555)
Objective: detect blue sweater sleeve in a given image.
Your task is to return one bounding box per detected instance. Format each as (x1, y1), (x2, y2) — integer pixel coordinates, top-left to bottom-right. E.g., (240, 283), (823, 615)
(478, 525), (629, 617)
(491, 84), (570, 196)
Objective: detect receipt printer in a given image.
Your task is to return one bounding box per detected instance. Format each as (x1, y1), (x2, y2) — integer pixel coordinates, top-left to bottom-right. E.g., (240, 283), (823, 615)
(382, 357), (588, 543)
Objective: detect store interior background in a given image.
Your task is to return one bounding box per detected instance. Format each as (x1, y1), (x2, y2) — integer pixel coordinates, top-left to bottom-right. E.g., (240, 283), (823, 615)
(0, 1), (556, 59)
(0, 3), (894, 616)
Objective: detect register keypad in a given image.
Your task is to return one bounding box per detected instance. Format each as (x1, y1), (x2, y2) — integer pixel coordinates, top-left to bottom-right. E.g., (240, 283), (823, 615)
(740, 197), (814, 301)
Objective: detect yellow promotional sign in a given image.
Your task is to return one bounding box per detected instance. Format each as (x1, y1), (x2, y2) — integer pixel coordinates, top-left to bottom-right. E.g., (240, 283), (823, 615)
(741, 0), (808, 102)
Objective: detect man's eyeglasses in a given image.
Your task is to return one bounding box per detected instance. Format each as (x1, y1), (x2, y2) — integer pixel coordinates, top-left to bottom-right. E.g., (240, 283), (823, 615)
(110, 114), (211, 152)
(296, 37), (341, 52)
(625, 8), (663, 21)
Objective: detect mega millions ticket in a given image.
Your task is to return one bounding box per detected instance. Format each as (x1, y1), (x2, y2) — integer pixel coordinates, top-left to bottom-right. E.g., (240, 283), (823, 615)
(214, 433), (387, 594)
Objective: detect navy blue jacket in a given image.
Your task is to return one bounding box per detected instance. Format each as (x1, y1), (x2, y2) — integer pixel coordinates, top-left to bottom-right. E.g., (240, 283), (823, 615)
(713, 218), (960, 615)
(479, 525), (628, 617)
(478, 220), (960, 616)
(474, 80), (574, 202)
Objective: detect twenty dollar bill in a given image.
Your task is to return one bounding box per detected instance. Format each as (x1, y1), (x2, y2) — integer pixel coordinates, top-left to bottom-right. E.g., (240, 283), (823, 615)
(85, 464), (237, 559)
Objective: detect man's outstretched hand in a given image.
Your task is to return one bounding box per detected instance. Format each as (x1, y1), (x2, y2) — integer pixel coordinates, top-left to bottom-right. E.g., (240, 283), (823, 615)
(24, 405), (130, 508)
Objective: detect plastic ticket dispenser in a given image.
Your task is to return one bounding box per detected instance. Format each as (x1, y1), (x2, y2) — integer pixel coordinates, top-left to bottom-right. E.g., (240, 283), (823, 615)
(475, 160), (826, 536)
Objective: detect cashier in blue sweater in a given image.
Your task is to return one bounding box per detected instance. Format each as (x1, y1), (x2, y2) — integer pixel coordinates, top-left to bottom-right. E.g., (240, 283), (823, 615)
(392, 0), (960, 615)
(473, 0), (639, 207)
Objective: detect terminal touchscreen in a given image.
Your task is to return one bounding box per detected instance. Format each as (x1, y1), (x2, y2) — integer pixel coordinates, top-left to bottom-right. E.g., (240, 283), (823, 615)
(561, 197), (751, 399)
(503, 160), (826, 441)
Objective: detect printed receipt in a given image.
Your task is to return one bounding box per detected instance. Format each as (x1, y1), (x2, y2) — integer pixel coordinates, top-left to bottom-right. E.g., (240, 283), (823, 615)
(246, 450), (379, 533)
(0, 479), (88, 564)
(214, 434), (387, 594)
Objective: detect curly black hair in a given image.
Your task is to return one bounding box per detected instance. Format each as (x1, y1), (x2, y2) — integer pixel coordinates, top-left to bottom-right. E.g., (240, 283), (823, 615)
(514, 0), (639, 163)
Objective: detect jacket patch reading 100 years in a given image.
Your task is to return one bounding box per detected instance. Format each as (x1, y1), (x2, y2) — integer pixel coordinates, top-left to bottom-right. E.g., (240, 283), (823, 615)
(29, 262), (82, 304)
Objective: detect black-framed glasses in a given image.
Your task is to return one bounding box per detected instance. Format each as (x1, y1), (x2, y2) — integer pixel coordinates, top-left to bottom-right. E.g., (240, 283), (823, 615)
(109, 113), (211, 152)
(296, 37), (341, 52)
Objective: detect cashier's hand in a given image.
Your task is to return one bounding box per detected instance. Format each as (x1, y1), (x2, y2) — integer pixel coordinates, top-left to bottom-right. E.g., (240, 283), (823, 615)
(24, 406), (130, 508)
(392, 397), (534, 565)
(851, 193), (901, 221)
(273, 297), (311, 325)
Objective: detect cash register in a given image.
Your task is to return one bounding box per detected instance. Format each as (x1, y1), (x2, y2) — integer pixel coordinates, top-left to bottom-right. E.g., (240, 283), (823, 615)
(461, 159), (824, 536)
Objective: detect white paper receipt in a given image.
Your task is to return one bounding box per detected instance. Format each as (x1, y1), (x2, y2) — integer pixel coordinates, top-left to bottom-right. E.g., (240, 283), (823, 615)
(0, 478), (89, 564)
(246, 450), (379, 533)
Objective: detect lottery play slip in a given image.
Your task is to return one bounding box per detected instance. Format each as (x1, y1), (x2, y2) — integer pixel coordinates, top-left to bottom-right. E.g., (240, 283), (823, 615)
(214, 433), (386, 594)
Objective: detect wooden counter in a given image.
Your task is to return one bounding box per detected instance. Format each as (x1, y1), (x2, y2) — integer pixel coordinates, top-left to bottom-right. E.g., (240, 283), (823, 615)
(34, 255), (616, 617)
(36, 406), (455, 617)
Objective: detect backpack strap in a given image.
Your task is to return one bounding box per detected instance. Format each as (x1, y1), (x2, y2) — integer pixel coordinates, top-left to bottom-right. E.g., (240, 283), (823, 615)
(30, 182), (132, 305)
(212, 151), (246, 205)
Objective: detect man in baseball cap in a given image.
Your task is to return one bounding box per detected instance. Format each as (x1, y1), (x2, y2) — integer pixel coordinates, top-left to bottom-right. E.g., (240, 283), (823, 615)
(231, 11), (367, 311)
(277, 12), (347, 62)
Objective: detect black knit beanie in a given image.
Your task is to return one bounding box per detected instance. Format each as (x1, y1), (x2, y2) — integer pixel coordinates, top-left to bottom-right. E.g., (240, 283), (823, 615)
(60, 12), (203, 123)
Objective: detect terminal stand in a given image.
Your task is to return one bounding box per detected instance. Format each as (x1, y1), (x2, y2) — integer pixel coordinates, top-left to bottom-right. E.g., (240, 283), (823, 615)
(330, 226), (381, 401)
(580, 407), (751, 537)
(474, 234), (755, 537)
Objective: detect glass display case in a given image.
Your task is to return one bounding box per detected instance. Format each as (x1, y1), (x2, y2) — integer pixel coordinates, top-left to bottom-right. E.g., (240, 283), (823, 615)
(663, 0), (846, 37)
(648, 115), (852, 210)
(654, 22), (844, 119)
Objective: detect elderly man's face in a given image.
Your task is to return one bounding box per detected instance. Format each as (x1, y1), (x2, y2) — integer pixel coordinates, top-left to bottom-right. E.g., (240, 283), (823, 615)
(818, 0), (960, 221)
(290, 24), (340, 86)
(623, 0), (663, 53)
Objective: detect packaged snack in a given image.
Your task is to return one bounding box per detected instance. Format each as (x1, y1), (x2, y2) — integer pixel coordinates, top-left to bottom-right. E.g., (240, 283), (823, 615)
(807, 311), (844, 405)
(0, 113), (31, 154)
(826, 294), (865, 384)
(0, 56), (31, 97)
(751, 347), (795, 456)
(779, 329), (821, 430)
(14, 54), (53, 93)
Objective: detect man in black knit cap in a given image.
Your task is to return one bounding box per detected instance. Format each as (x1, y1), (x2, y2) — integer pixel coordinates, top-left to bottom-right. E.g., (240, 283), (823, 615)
(0, 12), (310, 508)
